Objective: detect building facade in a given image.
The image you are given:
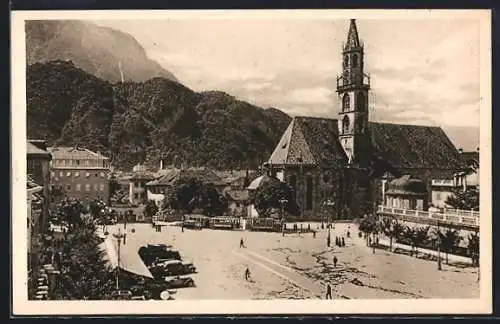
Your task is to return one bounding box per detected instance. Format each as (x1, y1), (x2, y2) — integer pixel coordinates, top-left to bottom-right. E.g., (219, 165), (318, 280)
(264, 19), (467, 220)
(48, 146), (111, 203)
(27, 140), (52, 231)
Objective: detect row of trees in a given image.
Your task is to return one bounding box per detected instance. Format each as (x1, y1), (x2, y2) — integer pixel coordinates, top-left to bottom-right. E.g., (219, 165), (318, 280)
(358, 215), (479, 266)
(31, 197), (118, 300)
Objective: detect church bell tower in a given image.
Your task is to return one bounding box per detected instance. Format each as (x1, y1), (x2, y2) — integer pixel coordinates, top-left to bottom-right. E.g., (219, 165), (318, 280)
(337, 19), (370, 167)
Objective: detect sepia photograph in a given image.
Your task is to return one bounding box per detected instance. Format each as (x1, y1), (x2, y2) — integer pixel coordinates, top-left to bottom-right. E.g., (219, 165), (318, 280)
(11, 9), (491, 315)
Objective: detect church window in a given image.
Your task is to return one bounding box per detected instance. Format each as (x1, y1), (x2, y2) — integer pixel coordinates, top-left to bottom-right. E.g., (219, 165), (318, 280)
(343, 55), (349, 67)
(342, 94), (350, 111)
(356, 117), (364, 133)
(306, 176), (313, 210)
(323, 173), (330, 183)
(352, 54), (359, 68)
(356, 92), (366, 111)
(342, 115), (350, 134)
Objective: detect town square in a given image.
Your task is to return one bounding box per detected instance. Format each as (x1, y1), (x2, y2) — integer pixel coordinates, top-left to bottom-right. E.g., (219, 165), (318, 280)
(16, 10), (487, 310)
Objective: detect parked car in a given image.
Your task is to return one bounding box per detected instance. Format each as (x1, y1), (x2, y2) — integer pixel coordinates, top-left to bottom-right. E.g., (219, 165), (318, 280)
(164, 276), (196, 289)
(150, 260), (197, 277)
(138, 245), (182, 266)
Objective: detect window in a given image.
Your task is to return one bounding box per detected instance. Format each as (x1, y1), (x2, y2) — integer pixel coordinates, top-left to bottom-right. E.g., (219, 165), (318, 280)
(85, 184), (90, 192)
(351, 54), (358, 68)
(134, 193), (139, 199)
(100, 172), (105, 177)
(76, 184), (81, 191)
(75, 172), (80, 177)
(86, 172), (90, 177)
(342, 94), (350, 112)
(94, 184), (99, 191)
(59, 171), (63, 177)
(306, 176), (313, 211)
(66, 184), (71, 191)
(51, 172), (55, 177)
(356, 92), (366, 111)
(66, 172), (71, 177)
(99, 184), (105, 191)
(342, 115), (350, 134)
(76, 160), (80, 166)
(343, 54), (349, 67)
(95, 173), (99, 177)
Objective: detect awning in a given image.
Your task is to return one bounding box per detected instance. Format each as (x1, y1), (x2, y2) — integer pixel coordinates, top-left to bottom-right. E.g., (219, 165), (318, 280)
(100, 235), (153, 279)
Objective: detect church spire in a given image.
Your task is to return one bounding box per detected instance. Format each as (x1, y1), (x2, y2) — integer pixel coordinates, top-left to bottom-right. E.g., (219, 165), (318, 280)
(344, 19), (361, 51)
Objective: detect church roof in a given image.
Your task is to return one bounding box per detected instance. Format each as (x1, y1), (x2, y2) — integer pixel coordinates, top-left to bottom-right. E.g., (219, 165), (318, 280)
(345, 19), (361, 51)
(267, 116), (466, 175)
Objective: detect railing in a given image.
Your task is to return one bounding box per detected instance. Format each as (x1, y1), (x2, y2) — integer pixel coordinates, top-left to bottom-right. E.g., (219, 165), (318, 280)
(377, 205), (479, 228)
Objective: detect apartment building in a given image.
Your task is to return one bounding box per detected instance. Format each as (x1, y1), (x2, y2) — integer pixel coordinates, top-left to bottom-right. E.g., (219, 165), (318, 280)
(48, 146), (111, 203)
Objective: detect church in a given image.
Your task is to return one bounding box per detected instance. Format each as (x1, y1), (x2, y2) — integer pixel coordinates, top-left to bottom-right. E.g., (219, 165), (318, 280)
(263, 19), (467, 220)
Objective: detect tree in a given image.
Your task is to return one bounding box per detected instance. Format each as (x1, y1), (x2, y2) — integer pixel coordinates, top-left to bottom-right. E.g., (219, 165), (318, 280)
(109, 174), (121, 198)
(445, 187), (479, 211)
(381, 218), (404, 252)
(468, 231), (479, 267)
(165, 177), (228, 216)
(358, 215), (377, 247)
(144, 200), (159, 218)
(403, 226), (429, 257)
(439, 229), (462, 264)
(252, 177), (300, 218)
(52, 197), (86, 230)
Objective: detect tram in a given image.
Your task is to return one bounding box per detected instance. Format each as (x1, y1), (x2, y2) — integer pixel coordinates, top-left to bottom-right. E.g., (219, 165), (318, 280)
(247, 217), (281, 232)
(208, 216), (240, 230)
(182, 214), (209, 229)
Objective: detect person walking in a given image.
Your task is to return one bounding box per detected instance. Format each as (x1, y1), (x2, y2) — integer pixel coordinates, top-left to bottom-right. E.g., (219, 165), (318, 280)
(313, 231), (316, 239)
(342, 237), (345, 247)
(333, 256), (338, 268)
(325, 283), (332, 299)
(240, 238), (246, 248)
(244, 267), (251, 281)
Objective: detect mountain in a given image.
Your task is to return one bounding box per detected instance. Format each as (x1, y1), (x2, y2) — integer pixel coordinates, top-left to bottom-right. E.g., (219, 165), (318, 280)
(25, 20), (178, 83)
(26, 61), (291, 170)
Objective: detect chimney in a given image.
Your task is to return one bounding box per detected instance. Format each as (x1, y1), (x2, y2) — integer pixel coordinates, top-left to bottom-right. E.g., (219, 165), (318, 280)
(458, 148), (463, 154)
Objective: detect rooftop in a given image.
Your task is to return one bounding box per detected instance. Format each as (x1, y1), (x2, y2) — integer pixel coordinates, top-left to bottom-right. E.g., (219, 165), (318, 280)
(48, 146), (109, 160)
(27, 141), (51, 159)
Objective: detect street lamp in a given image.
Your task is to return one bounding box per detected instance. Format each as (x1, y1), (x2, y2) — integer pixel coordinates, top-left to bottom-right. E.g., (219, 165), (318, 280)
(113, 228), (127, 290)
(279, 198), (288, 237)
(323, 199), (335, 247)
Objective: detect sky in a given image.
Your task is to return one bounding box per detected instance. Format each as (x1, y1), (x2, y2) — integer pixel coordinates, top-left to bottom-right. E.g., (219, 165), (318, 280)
(93, 18), (480, 129)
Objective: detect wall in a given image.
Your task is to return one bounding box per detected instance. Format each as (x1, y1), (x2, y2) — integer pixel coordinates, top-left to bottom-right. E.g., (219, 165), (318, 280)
(431, 188), (454, 208)
(146, 189), (165, 207)
(50, 168), (110, 203)
(27, 157), (51, 231)
(129, 180), (148, 204)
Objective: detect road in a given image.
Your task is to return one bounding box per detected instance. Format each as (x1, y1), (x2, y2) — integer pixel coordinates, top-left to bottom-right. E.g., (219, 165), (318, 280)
(107, 222), (479, 300)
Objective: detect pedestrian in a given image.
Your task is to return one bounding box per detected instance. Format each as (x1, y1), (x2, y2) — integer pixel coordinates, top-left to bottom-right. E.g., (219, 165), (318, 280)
(333, 256), (338, 267)
(313, 231), (316, 239)
(244, 267), (251, 281)
(347, 231), (350, 238)
(308, 224), (311, 231)
(325, 283), (332, 299)
(368, 237), (372, 247)
(342, 237), (345, 247)
(240, 238), (245, 248)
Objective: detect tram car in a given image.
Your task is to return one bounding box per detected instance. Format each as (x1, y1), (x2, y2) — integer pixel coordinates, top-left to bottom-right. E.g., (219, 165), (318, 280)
(247, 217), (281, 232)
(182, 214), (209, 229)
(209, 216), (240, 230)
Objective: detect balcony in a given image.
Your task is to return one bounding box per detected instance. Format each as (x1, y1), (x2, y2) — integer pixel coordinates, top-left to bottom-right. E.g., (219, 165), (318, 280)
(336, 73), (370, 92)
(377, 205), (479, 230)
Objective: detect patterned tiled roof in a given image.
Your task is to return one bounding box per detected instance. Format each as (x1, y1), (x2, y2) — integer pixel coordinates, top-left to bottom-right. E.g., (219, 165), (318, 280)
(47, 146), (109, 160)
(268, 116), (466, 174)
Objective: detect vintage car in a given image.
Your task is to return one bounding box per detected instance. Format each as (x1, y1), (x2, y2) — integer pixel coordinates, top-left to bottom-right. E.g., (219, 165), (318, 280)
(109, 290), (133, 300)
(164, 275), (196, 289)
(138, 245), (182, 266)
(150, 260), (197, 278)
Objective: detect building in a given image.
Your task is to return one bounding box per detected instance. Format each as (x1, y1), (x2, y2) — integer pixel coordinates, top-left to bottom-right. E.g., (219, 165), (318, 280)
(146, 167), (225, 206)
(27, 140), (51, 231)
(264, 19), (467, 220)
(129, 172), (156, 205)
(27, 177), (44, 275)
(384, 175), (427, 210)
(48, 146), (111, 203)
(225, 189), (250, 217)
(459, 149), (480, 189)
